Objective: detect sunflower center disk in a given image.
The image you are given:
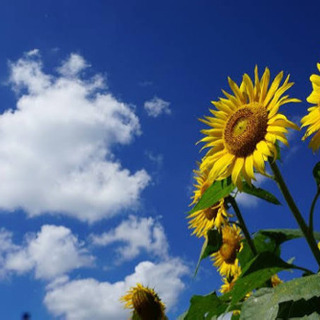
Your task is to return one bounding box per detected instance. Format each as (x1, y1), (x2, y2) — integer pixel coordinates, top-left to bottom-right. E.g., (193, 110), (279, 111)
(219, 241), (240, 264)
(224, 105), (268, 157)
(204, 203), (219, 221)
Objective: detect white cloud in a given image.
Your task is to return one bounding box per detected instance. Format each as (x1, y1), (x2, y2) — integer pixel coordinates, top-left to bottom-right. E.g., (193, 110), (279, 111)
(144, 96), (171, 117)
(90, 215), (168, 261)
(44, 258), (189, 320)
(57, 53), (89, 77)
(0, 229), (19, 278)
(0, 51), (150, 222)
(4, 225), (93, 280)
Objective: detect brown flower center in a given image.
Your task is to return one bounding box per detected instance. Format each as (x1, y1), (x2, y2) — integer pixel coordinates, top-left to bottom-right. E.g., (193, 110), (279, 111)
(224, 104), (268, 157)
(219, 241), (240, 264)
(204, 203), (219, 221)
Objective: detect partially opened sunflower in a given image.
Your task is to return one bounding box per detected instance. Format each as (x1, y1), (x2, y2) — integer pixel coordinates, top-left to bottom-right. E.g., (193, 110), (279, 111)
(301, 62), (320, 151)
(199, 66), (300, 189)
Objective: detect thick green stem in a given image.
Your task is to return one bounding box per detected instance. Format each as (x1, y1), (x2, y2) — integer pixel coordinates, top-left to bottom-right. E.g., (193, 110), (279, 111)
(309, 187), (320, 233)
(269, 160), (320, 268)
(228, 196), (257, 256)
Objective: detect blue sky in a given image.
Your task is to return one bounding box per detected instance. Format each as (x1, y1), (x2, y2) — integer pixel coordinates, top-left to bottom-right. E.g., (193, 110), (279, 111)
(0, 1), (319, 319)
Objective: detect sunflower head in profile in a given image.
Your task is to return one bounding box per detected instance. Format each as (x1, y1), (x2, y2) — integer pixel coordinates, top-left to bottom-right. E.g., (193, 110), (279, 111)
(199, 66), (300, 189)
(301, 62), (320, 151)
(188, 166), (230, 237)
(120, 283), (166, 320)
(212, 224), (243, 276)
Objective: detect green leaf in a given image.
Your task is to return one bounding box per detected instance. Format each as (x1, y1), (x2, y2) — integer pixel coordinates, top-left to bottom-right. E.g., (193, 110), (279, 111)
(188, 179), (235, 214)
(259, 229), (320, 246)
(194, 229), (222, 276)
(241, 182), (281, 205)
(182, 292), (227, 320)
(313, 161), (320, 186)
(238, 232), (279, 271)
(240, 274), (320, 320)
(232, 252), (293, 305)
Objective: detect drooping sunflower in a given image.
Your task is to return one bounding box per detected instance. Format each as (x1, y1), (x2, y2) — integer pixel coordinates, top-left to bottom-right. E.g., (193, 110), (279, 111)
(212, 224), (243, 276)
(199, 66), (300, 189)
(301, 63), (320, 151)
(188, 166), (230, 237)
(220, 264), (241, 294)
(120, 283), (166, 320)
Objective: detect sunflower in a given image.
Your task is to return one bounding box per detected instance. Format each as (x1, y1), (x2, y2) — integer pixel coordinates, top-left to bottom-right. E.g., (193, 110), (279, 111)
(212, 224), (243, 276)
(120, 283), (166, 320)
(220, 264), (241, 294)
(188, 166), (230, 237)
(301, 63), (320, 151)
(199, 66), (300, 189)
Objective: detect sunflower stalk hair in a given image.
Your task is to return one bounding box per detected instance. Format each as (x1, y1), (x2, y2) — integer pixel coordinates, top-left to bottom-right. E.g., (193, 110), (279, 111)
(269, 159), (320, 268)
(309, 186), (320, 234)
(227, 196), (257, 256)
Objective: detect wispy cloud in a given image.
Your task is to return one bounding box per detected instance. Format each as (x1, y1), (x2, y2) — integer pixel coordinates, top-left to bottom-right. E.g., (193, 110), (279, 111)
(144, 96), (171, 117)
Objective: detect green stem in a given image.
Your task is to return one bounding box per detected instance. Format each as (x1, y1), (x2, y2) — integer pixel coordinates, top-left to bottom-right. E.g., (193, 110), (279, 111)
(269, 159), (320, 268)
(309, 187), (320, 233)
(228, 196), (257, 256)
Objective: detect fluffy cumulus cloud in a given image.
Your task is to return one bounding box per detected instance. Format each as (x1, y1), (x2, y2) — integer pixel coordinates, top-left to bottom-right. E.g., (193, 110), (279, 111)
(1, 225), (93, 280)
(44, 258), (189, 320)
(90, 215), (169, 261)
(144, 96), (171, 117)
(0, 51), (150, 222)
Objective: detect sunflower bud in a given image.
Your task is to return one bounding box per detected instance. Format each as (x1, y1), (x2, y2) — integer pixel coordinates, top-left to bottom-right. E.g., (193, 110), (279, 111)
(132, 289), (163, 320)
(120, 283), (166, 320)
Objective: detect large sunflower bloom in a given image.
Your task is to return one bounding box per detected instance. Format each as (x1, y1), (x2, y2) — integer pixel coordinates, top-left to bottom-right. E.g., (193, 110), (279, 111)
(301, 63), (320, 151)
(200, 67), (300, 189)
(120, 283), (166, 320)
(212, 224), (243, 276)
(188, 166), (230, 237)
